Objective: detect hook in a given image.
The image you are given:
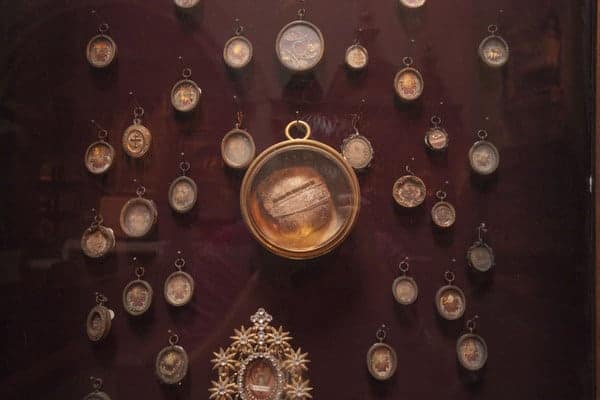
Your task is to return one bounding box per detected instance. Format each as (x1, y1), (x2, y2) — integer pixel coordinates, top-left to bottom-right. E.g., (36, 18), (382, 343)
(477, 223), (488, 241)
(234, 18), (244, 35)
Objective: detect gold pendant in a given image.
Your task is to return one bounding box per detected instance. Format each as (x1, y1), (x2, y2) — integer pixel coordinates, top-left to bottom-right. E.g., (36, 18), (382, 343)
(392, 166), (427, 208)
(345, 42), (368, 71)
(174, 0), (201, 9)
(366, 325), (397, 381)
(240, 118), (360, 259)
(275, 8), (325, 73)
(467, 223), (495, 272)
(171, 67), (202, 113)
(399, 0), (426, 8)
(122, 106), (151, 159)
(164, 254), (194, 307)
(84, 127), (114, 175)
(478, 25), (509, 68)
(431, 190), (456, 228)
(168, 159), (198, 213)
(341, 113), (373, 171)
(122, 261), (153, 316)
(392, 259), (418, 305)
(209, 308), (312, 400)
(456, 316), (488, 371)
(224, 23), (253, 70)
(394, 57), (424, 102)
(86, 23), (117, 69)
(435, 271), (466, 320)
(81, 210), (115, 259)
(120, 185), (158, 238)
(156, 331), (189, 385)
(424, 116), (449, 152)
(221, 110), (256, 169)
(86, 292), (114, 342)
(469, 129), (500, 175)
(83, 377), (111, 400)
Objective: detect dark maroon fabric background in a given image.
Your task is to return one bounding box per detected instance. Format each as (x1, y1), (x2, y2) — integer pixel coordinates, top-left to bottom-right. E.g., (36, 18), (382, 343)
(0, 0), (595, 399)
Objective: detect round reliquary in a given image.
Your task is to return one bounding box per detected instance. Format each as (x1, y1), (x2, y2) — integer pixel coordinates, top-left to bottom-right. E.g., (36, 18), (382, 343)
(424, 116), (449, 152)
(240, 119), (360, 260)
(86, 24), (117, 68)
(392, 172), (426, 208)
(431, 190), (456, 228)
(399, 0), (426, 8)
(122, 266), (153, 316)
(81, 218), (115, 259)
(392, 260), (418, 305)
(168, 161), (198, 213)
(156, 332), (189, 385)
(86, 293), (114, 342)
(171, 68), (202, 113)
(478, 25), (509, 68)
(275, 10), (325, 73)
(435, 271), (466, 320)
(469, 130), (500, 175)
(456, 317), (488, 371)
(467, 242), (494, 272)
(224, 35), (253, 69)
(221, 128), (256, 169)
(84, 129), (114, 175)
(394, 57), (424, 102)
(164, 257), (194, 307)
(366, 326), (397, 381)
(120, 186), (158, 238)
(341, 131), (373, 171)
(345, 43), (368, 71)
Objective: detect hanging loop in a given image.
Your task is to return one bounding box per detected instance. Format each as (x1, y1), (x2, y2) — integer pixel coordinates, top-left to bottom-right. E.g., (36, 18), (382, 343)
(180, 161), (191, 175)
(466, 315), (479, 332)
(182, 68), (192, 79)
(297, 8), (306, 19)
(403, 56), (413, 67)
(436, 190), (447, 201)
(136, 185), (146, 197)
(477, 129), (488, 140)
(235, 111), (244, 129)
(97, 129), (108, 140)
(234, 19), (244, 36)
(90, 376), (103, 390)
(405, 165), (415, 175)
(93, 213), (104, 226)
(488, 24), (499, 35)
(133, 106), (144, 120)
(376, 324), (387, 342)
(98, 23), (109, 34)
(444, 270), (455, 284)
(477, 223), (487, 241)
(135, 266), (145, 279)
(285, 120), (311, 140)
(431, 116), (442, 127)
(399, 259), (409, 274)
(351, 113), (360, 135)
(174, 257), (186, 270)
(169, 331), (180, 346)
(95, 292), (107, 305)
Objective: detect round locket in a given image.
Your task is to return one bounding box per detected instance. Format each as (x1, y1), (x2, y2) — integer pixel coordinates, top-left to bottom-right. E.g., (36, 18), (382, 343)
(171, 68), (202, 113)
(431, 190), (456, 228)
(122, 266), (153, 316)
(393, 170), (427, 208)
(86, 293), (114, 342)
(394, 57), (424, 102)
(168, 161), (198, 213)
(221, 127), (256, 169)
(392, 260), (418, 305)
(424, 116), (449, 152)
(435, 271), (466, 320)
(467, 223), (495, 272)
(174, 0), (201, 9)
(83, 377), (111, 400)
(120, 186), (158, 238)
(345, 43), (368, 71)
(224, 30), (253, 69)
(340, 122), (373, 171)
(469, 129), (500, 175)
(457, 316), (488, 371)
(366, 325), (397, 381)
(85, 129), (115, 175)
(399, 0), (426, 8)
(275, 9), (325, 73)
(86, 23), (117, 68)
(478, 25), (509, 68)
(156, 332), (189, 385)
(81, 213), (115, 258)
(122, 107), (151, 159)
(164, 257), (194, 307)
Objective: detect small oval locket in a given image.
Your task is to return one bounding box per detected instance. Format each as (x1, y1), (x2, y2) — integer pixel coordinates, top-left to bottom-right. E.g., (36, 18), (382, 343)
(224, 24), (253, 69)
(86, 23), (117, 68)
(276, 9), (325, 73)
(120, 185), (158, 238)
(469, 129), (500, 175)
(456, 316), (488, 371)
(171, 68), (202, 113)
(394, 57), (424, 102)
(168, 161), (198, 213)
(81, 213), (115, 258)
(122, 265), (153, 316)
(392, 260), (418, 305)
(478, 25), (509, 68)
(345, 42), (368, 71)
(431, 190), (456, 228)
(85, 128), (115, 175)
(393, 167), (427, 208)
(341, 120), (373, 171)
(122, 107), (152, 159)
(399, 0), (426, 8)
(435, 271), (466, 320)
(221, 112), (256, 169)
(366, 325), (397, 381)
(164, 256), (195, 307)
(83, 377), (111, 400)
(156, 331), (189, 385)
(424, 116), (449, 152)
(467, 223), (495, 272)
(86, 293), (114, 342)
